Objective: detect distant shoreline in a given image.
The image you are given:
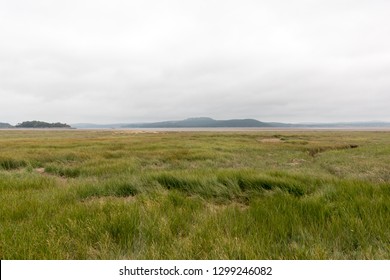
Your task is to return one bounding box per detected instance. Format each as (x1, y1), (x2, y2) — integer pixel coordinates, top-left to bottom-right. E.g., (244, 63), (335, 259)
(2, 127), (390, 132)
(0, 128), (75, 131)
(80, 127), (390, 132)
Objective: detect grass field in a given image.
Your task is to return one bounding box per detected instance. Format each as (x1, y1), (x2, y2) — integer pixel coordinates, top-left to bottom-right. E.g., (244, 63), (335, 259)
(0, 129), (389, 259)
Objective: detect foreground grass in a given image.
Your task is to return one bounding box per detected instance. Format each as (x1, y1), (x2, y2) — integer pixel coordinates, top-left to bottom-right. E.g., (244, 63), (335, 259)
(0, 130), (389, 259)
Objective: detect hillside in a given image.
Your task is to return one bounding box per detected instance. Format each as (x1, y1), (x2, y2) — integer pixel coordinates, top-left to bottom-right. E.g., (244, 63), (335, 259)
(15, 121), (71, 128)
(70, 118), (390, 129)
(122, 117), (272, 128)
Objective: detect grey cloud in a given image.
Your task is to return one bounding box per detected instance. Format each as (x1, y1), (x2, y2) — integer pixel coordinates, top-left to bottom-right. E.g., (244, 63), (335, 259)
(1, 0), (390, 124)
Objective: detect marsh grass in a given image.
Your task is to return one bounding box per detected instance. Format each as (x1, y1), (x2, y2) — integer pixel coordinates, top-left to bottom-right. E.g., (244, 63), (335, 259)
(0, 130), (389, 259)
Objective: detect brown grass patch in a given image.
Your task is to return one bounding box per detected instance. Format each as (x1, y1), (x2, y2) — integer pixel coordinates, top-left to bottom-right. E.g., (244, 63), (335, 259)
(81, 195), (136, 205)
(112, 130), (159, 135)
(259, 138), (282, 143)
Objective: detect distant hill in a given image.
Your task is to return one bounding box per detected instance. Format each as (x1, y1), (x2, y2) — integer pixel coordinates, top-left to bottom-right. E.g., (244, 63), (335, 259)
(0, 122), (13, 128)
(15, 121), (71, 128)
(122, 117), (272, 128)
(70, 118), (390, 129)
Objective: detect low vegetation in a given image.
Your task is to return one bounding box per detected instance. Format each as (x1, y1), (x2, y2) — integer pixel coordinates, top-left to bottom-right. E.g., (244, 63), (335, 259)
(15, 120), (71, 128)
(0, 130), (389, 259)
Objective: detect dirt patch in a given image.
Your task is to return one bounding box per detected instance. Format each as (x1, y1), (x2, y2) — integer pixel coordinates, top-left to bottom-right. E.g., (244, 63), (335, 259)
(308, 144), (359, 157)
(34, 167), (68, 183)
(259, 138), (283, 143)
(112, 130), (159, 135)
(205, 201), (248, 213)
(35, 168), (45, 174)
(289, 158), (306, 166)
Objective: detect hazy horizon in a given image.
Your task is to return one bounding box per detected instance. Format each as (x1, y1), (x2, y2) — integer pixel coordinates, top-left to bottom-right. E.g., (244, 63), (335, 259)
(1, 0), (390, 124)
(3, 117), (390, 127)
(71, 117), (390, 126)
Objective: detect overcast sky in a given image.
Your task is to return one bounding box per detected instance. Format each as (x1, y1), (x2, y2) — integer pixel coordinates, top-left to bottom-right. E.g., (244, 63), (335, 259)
(1, 0), (390, 124)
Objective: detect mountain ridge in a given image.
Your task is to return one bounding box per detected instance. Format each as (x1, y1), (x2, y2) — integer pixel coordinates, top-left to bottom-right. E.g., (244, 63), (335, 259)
(71, 118), (390, 129)
(122, 117), (273, 128)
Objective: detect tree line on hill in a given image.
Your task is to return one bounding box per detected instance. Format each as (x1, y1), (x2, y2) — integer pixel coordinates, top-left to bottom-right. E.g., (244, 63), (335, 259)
(0, 121), (71, 128)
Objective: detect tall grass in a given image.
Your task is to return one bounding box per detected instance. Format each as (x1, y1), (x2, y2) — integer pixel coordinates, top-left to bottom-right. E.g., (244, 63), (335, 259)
(0, 130), (389, 259)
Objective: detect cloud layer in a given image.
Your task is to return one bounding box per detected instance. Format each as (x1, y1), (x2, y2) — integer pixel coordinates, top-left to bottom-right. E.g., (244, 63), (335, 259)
(1, 0), (390, 124)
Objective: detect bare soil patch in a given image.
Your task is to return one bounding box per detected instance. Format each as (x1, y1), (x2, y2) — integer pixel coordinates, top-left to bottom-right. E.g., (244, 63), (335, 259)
(34, 167), (68, 183)
(259, 138), (283, 143)
(35, 168), (45, 174)
(112, 130), (159, 135)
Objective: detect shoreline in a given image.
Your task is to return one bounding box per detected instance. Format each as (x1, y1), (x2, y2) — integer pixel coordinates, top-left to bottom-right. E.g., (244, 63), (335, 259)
(1, 127), (390, 132)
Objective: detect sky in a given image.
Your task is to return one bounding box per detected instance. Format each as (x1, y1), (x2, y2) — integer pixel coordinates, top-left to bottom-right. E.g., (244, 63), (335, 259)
(1, 0), (390, 124)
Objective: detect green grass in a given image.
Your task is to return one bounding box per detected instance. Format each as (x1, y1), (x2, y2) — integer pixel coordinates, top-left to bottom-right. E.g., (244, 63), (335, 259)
(0, 130), (389, 259)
